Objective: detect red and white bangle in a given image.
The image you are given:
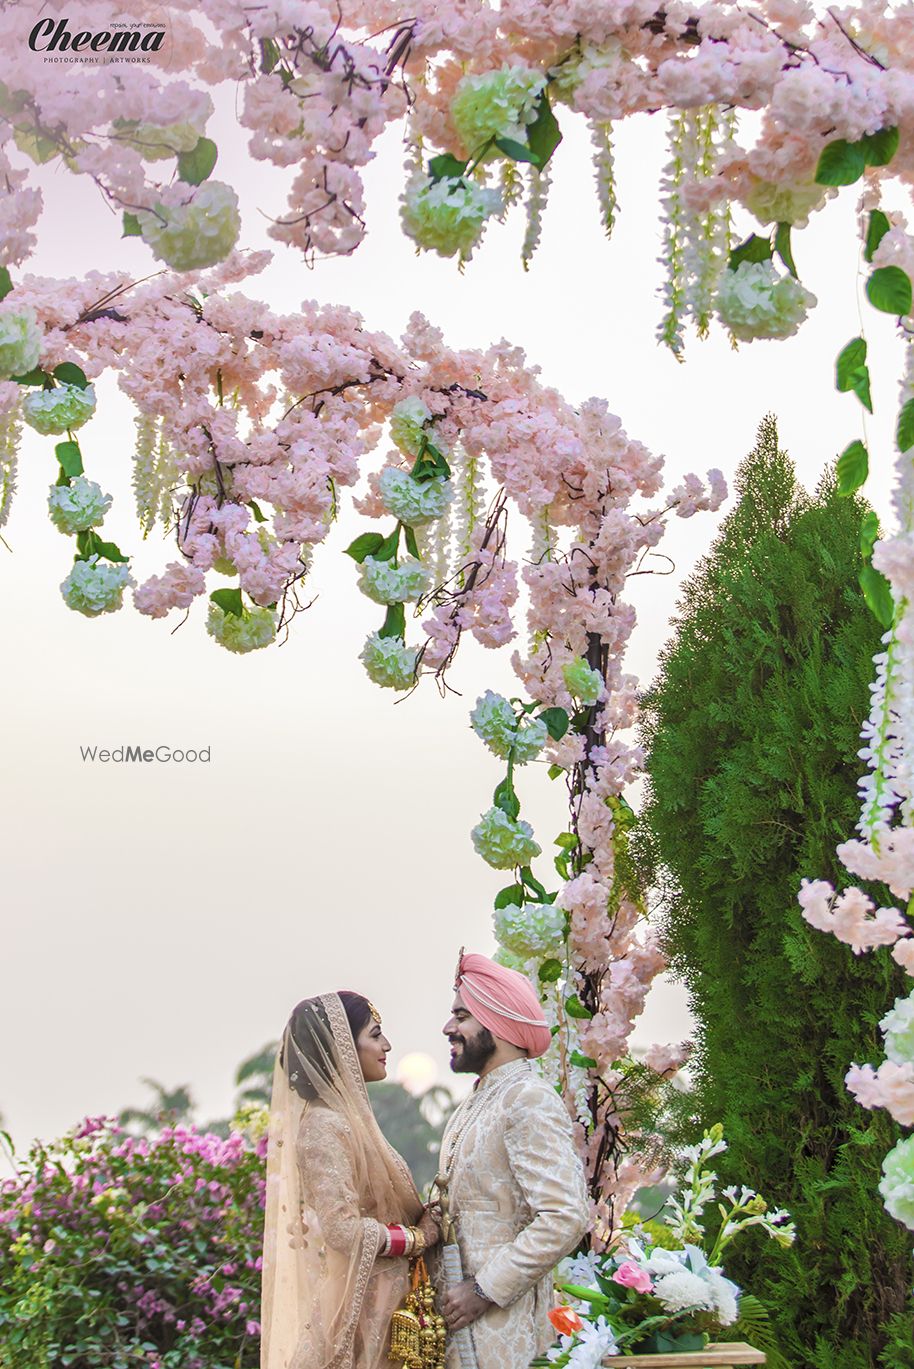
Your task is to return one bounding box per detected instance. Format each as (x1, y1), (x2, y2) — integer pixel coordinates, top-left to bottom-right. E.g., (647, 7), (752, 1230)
(385, 1224), (408, 1257)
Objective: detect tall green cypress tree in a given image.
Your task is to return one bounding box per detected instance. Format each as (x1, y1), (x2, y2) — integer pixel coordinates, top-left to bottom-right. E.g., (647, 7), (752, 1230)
(639, 416), (914, 1368)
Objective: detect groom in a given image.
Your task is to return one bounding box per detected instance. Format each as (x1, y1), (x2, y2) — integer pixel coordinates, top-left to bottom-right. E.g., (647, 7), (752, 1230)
(438, 951), (590, 1369)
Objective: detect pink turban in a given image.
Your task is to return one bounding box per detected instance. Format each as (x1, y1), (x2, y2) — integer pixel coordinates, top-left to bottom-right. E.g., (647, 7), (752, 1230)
(456, 951), (552, 1058)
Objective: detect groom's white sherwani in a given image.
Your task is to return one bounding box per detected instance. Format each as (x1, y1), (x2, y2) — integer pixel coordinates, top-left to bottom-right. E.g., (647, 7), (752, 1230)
(440, 1058), (590, 1369)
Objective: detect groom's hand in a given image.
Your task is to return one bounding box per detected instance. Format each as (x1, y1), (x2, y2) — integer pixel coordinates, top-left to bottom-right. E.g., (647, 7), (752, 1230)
(442, 1278), (491, 1331)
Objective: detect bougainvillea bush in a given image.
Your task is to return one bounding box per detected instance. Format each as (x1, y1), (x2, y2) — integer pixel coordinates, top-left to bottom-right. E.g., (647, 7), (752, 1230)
(0, 1116), (266, 1369)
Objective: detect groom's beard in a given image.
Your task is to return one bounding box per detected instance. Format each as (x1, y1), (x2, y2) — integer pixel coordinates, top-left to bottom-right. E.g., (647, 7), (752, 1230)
(448, 1028), (497, 1074)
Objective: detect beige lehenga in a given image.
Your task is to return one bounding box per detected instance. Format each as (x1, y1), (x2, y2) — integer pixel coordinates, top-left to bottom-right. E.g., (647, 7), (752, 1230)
(260, 993), (424, 1369)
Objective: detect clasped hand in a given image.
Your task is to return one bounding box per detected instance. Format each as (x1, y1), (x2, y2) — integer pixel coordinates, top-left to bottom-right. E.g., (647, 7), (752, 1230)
(417, 1205), (441, 1250)
(441, 1278), (490, 1332)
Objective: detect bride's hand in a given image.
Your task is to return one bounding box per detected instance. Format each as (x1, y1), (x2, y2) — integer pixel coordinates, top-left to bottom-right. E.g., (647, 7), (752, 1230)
(417, 1207), (441, 1250)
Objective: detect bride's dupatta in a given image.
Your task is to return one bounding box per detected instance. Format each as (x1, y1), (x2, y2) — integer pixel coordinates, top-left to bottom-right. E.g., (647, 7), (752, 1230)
(260, 993), (423, 1369)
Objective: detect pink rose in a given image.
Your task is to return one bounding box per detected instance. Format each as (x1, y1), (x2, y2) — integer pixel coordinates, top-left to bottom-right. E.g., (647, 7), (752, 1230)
(612, 1261), (653, 1295)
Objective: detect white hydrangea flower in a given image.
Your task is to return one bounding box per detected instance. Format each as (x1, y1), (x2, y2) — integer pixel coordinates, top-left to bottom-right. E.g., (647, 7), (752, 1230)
(206, 602), (277, 654)
(47, 476), (112, 534)
(493, 900), (565, 958)
(400, 173), (503, 261)
(60, 554), (131, 617)
(450, 65), (546, 157)
(562, 656), (604, 706)
(23, 383), (96, 436)
(0, 307), (41, 379)
(390, 396), (433, 457)
(743, 175), (830, 229)
(880, 1135), (914, 1231)
(715, 260), (816, 342)
(470, 689), (548, 763)
(379, 467), (454, 527)
(471, 806), (541, 869)
(122, 97), (214, 161)
(358, 555), (430, 605)
(549, 40), (624, 98)
(137, 181), (241, 271)
(881, 991), (914, 1065)
(360, 631), (417, 690)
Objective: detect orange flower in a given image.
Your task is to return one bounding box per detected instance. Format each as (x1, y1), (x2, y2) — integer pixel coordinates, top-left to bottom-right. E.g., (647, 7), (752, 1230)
(548, 1305), (584, 1336)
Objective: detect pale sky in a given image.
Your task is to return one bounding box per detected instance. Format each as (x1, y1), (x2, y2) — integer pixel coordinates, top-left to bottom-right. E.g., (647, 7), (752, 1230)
(0, 66), (905, 1153)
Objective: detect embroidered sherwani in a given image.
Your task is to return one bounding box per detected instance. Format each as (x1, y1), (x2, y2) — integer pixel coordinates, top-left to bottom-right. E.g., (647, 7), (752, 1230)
(440, 1059), (590, 1369)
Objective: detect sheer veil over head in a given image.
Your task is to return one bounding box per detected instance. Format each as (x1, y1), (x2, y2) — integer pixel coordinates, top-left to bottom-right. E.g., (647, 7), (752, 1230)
(261, 992), (422, 1369)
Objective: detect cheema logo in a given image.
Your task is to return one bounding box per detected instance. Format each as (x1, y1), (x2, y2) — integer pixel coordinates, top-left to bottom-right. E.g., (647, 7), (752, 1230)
(29, 18), (165, 55)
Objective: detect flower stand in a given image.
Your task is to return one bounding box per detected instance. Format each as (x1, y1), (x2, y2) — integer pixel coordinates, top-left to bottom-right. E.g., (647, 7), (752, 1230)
(603, 1344), (766, 1367)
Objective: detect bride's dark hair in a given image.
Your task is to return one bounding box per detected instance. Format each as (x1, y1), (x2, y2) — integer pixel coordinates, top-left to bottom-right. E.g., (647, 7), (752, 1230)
(283, 992), (375, 1100)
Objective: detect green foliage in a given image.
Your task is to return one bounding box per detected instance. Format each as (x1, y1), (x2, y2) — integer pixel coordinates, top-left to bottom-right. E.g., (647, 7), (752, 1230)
(177, 137), (218, 186)
(639, 415), (914, 1367)
(867, 266), (913, 317)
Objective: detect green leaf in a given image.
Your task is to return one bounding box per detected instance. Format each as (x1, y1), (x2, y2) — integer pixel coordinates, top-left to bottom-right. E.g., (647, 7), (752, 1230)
(554, 831), (578, 851)
(53, 362), (89, 391)
(860, 510), (880, 560)
(898, 398), (914, 453)
(12, 366), (47, 386)
(493, 777), (521, 820)
(259, 37), (281, 73)
(834, 337), (872, 412)
(210, 587), (244, 618)
(860, 126), (899, 168)
(538, 959), (562, 983)
(404, 525), (420, 559)
(866, 265), (912, 316)
(249, 498), (267, 524)
(859, 563), (896, 628)
(520, 864), (548, 899)
(570, 1049), (597, 1069)
(177, 137), (218, 186)
(547, 763), (564, 780)
(539, 706), (569, 741)
(526, 90), (563, 169)
(564, 994), (593, 1020)
(412, 441), (451, 483)
(344, 531), (384, 563)
(728, 233), (773, 271)
(0, 267), (12, 301)
(774, 223), (798, 279)
(428, 153), (467, 182)
(494, 136), (540, 165)
(558, 1284), (608, 1307)
(55, 440), (83, 478)
(836, 439), (869, 496)
(494, 883), (524, 910)
(122, 211), (142, 237)
(815, 138), (866, 186)
(374, 526), (400, 562)
(835, 336), (866, 387)
(92, 538), (129, 564)
(864, 209), (891, 264)
(378, 602), (406, 640)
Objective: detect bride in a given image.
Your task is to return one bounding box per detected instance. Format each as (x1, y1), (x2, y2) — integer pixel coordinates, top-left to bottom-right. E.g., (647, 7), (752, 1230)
(260, 991), (441, 1369)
